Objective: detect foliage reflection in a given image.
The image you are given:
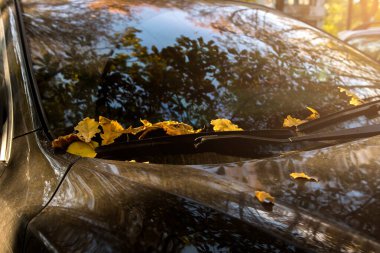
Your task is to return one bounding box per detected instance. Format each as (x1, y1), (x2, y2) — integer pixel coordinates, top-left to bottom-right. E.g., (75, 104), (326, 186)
(23, 0), (380, 136)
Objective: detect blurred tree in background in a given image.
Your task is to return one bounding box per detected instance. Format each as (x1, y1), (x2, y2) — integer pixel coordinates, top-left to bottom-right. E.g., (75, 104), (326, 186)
(324, 0), (379, 35)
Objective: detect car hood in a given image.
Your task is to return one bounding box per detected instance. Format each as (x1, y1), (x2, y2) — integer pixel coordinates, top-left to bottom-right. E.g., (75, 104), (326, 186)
(26, 135), (380, 252)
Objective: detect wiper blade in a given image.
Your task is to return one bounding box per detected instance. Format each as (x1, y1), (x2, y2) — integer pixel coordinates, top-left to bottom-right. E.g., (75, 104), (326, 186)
(298, 100), (380, 132)
(195, 124), (380, 147)
(96, 129), (294, 159)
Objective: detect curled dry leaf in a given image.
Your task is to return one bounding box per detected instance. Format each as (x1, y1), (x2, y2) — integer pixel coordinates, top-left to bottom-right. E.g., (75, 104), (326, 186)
(74, 117), (101, 143)
(130, 119), (202, 139)
(255, 191), (275, 204)
(99, 116), (126, 146)
(210, 118), (243, 132)
(52, 133), (79, 149)
(290, 172), (318, 181)
(66, 141), (99, 158)
(338, 87), (363, 106)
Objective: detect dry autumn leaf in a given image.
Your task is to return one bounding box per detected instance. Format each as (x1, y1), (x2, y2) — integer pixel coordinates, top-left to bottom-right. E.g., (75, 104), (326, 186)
(210, 118), (243, 132)
(158, 121), (202, 136)
(305, 106), (320, 120)
(283, 107), (319, 128)
(74, 117), (100, 143)
(283, 115), (306, 128)
(338, 87), (363, 106)
(255, 191), (275, 204)
(52, 133), (79, 149)
(99, 116), (126, 146)
(130, 119), (202, 139)
(290, 172), (318, 181)
(66, 141), (99, 158)
(349, 97), (363, 106)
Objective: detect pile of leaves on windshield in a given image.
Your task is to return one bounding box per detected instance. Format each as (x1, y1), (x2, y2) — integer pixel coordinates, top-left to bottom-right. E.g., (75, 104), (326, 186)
(52, 117), (243, 158)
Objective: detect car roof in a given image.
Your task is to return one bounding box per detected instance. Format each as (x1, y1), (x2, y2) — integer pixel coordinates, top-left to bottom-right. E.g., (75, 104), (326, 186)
(338, 27), (380, 41)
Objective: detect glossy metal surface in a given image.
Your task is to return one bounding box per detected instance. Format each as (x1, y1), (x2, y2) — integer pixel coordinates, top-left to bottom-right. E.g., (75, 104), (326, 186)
(21, 0), (380, 136)
(0, 131), (77, 252)
(26, 135), (380, 252)
(0, 0), (76, 251)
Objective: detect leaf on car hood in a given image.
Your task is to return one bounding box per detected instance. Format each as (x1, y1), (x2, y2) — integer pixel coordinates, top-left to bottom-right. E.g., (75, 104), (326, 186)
(51, 133), (79, 149)
(210, 118), (243, 132)
(99, 116), (126, 146)
(66, 141), (99, 158)
(74, 117), (101, 143)
(338, 87), (364, 106)
(255, 191), (275, 204)
(290, 172), (318, 181)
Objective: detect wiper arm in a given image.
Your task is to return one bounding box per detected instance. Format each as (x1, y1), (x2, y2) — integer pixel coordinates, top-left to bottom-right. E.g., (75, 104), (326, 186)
(195, 124), (380, 148)
(298, 100), (380, 132)
(96, 123), (380, 160)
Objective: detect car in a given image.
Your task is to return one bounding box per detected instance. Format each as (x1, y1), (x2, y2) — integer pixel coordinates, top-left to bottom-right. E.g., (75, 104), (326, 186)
(339, 22), (380, 62)
(1, 0), (380, 252)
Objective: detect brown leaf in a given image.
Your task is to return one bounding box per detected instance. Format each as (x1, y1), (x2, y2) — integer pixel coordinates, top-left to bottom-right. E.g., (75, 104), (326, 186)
(52, 133), (79, 149)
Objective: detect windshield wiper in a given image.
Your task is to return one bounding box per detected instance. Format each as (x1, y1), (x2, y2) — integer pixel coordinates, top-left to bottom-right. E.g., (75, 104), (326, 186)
(195, 124), (380, 148)
(95, 129), (294, 159)
(298, 100), (380, 132)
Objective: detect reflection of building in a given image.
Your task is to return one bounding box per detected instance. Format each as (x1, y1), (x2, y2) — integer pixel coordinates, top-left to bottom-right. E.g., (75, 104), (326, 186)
(254, 0), (326, 28)
(284, 0), (326, 28)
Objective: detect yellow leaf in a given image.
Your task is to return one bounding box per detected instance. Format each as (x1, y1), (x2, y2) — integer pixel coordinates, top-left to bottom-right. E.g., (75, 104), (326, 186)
(99, 116), (125, 145)
(350, 97), (363, 106)
(290, 172), (318, 181)
(255, 191), (275, 204)
(305, 106), (320, 121)
(52, 133), (79, 149)
(74, 117), (100, 143)
(283, 115), (306, 128)
(210, 119), (243, 132)
(338, 87), (364, 106)
(66, 141), (98, 158)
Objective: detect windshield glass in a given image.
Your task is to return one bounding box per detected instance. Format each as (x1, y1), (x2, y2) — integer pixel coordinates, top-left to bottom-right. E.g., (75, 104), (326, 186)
(22, 0), (380, 137)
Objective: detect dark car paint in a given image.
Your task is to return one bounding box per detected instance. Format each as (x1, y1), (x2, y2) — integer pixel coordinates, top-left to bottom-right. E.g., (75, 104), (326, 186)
(26, 152), (380, 252)
(0, 0), (380, 252)
(0, 0), (78, 251)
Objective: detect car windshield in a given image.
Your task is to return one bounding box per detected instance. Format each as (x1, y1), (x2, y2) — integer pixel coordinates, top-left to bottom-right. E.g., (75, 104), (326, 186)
(22, 0), (380, 137)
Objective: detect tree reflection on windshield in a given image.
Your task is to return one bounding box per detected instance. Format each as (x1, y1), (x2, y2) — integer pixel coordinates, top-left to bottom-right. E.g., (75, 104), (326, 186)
(22, 0), (380, 136)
